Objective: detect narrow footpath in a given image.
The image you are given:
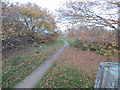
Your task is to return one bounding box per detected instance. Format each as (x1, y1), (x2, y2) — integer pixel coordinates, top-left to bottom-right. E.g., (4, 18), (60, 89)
(14, 40), (69, 88)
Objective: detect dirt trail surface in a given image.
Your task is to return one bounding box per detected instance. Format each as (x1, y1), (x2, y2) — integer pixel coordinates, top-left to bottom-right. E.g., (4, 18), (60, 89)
(14, 40), (69, 88)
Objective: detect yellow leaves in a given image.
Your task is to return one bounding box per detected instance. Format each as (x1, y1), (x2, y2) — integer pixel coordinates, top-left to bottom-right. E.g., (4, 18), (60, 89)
(108, 46), (112, 49)
(20, 3), (45, 19)
(111, 42), (118, 47)
(75, 36), (79, 39)
(9, 29), (15, 33)
(112, 49), (117, 52)
(104, 53), (108, 56)
(19, 3), (56, 31)
(1, 37), (6, 40)
(83, 44), (88, 47)
(12, 22), (17, 25)
(87, 48), (90, 51)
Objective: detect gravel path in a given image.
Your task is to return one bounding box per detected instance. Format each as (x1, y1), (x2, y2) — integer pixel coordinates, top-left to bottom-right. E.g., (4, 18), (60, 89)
(14, 40), (69, 88)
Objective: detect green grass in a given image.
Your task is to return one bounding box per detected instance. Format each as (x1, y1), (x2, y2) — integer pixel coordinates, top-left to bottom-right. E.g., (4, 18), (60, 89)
(58, 37), (75, 45)
(2, 39), (64, 88)
(35, 57), (94, 88)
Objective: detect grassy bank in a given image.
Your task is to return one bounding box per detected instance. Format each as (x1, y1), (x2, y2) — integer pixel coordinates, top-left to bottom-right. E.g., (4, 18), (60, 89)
(35, 49), (95, 88)
(35, 38), (117, 88)
(2, 39), (64, 88)
(58, 37), (75, 45)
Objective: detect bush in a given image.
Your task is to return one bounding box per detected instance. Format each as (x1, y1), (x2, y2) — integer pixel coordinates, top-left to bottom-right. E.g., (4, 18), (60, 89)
(82, 47), (87, 51)
(25, 31), (35, 44)
(73, 39), (118, 56)
(74, 39), (83, 48)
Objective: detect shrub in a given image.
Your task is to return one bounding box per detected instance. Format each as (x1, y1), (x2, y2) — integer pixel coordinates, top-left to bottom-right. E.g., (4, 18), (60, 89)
(73, 39), (118, 57)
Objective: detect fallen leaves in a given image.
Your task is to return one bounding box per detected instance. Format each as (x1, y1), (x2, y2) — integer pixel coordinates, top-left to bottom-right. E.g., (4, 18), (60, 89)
(2, 40), (64, 88)
(37, 46), (117, 88)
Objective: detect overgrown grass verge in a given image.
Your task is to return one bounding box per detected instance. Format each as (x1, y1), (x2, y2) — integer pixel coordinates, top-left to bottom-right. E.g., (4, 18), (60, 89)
(58, 37), (75, 46)
(2, 39), (64, 88)
(35, 56), (94, 88)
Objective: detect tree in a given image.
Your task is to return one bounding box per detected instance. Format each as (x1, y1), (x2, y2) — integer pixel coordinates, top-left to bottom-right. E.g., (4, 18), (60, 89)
(58, 0), (119, 41)
(57, 0), (119, 57)
(2, 1), (58, 51)
(19, 3), (56, 31)
(58, 0), (119, 30)
(2, 1), (25, 39)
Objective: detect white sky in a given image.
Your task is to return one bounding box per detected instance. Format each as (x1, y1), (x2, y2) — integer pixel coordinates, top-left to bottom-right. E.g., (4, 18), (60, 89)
(8, 0), (119, 32)
(9, 0), (69, 13)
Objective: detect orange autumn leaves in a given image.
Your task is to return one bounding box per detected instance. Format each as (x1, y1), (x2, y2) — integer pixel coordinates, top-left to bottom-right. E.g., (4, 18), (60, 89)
(2, 2), (59, 51)
(67, 27), (119, 58)
(74, 38), (119, 58)
(19, 3), (56, 31)
(38, 57), (94, 88)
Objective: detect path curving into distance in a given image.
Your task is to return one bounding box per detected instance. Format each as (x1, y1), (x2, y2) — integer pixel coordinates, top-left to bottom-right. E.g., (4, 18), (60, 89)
(14, 40), (69, 88)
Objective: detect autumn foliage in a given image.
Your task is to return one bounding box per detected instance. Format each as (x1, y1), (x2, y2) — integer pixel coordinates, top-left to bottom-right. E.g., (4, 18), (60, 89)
(2, 2), (59, 51)
(58, 0), (119, 58)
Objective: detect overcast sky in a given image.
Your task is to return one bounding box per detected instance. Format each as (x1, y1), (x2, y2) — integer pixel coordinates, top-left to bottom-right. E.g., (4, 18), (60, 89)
(9, 0), (70, 13)
(8, 0), (73, 32)
(8, 0), (119, 31)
